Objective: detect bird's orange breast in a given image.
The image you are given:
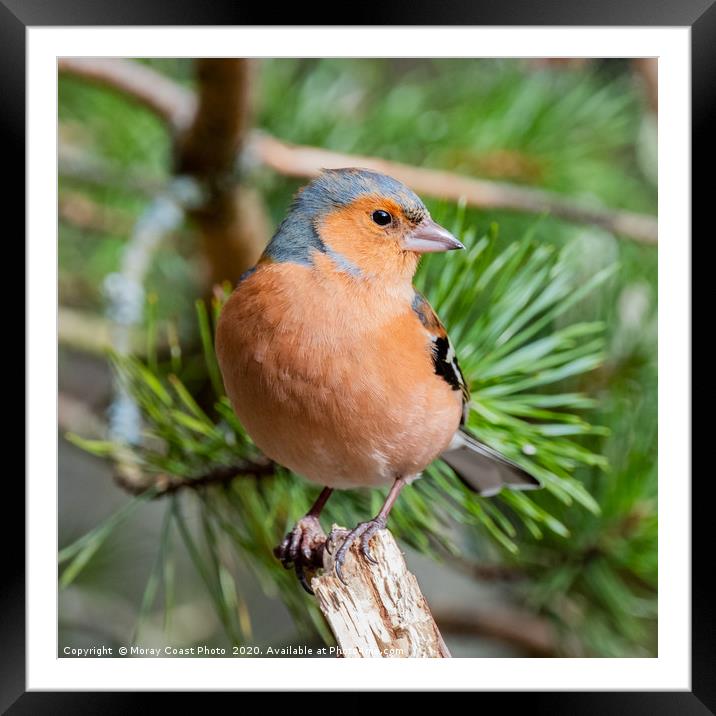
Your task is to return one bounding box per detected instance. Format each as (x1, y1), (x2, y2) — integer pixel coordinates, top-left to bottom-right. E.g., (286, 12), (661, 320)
(215, 262), (462, 489)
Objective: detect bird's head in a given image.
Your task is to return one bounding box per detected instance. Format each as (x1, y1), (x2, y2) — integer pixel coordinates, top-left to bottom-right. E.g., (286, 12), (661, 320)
(263, 168), (463, 282)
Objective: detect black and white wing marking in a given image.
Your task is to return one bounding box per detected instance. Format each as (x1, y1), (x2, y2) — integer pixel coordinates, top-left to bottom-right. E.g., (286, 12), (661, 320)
(412, 292), (470, 422)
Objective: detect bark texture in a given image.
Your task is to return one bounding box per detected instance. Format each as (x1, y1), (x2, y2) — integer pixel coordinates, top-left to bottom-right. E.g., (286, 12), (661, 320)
(312, 526), (451, 658)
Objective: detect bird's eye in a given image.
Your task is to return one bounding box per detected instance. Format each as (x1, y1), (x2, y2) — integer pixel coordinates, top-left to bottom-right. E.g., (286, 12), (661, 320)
(372, 210), (392, 226)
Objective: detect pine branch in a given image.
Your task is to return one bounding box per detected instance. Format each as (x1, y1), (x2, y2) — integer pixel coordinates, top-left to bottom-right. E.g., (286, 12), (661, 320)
(60, 391), (276, 495)
(113, 457), (275, 497)
(58, 57), (657, 244)
(248, 132), (658, 244)
(57, 57), (195, 130)
(434, 605), (557, 657)
(59, 58), (657, 657)
(59, 306), (147, 355)
(177, 59), (267, 284)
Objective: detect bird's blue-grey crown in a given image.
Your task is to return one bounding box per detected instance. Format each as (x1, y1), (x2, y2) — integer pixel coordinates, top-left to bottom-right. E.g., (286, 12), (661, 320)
(264, 168), (428, 266)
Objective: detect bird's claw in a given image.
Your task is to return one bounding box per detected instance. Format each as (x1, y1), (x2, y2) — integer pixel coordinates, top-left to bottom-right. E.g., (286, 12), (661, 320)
(273, 516), (327, 595)
(330, 518), (386, 584)
(362, 542), (379, 566)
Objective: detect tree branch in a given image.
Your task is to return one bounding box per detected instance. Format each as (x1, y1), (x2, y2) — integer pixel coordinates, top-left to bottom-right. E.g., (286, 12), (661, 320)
(176, 59), (268, 285)
(59, 391), (276, 496)
(59, 58), (270, 284)
(633, 58), (658, 113)
(59, 306), (150, 355)
(58, 57), (195, 131)
(434, 605), (557, 657)
(312, 527), (451, 658)
(247, 133), (658, 244)
(445, 552), (526, 582)
(59, 57), (658, 245)
(113, 457), (275, 497)
(176, 59), (252, 179)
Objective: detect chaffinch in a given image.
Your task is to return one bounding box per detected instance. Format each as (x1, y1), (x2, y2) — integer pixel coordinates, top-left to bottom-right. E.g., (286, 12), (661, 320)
(216, 168), (540, 592)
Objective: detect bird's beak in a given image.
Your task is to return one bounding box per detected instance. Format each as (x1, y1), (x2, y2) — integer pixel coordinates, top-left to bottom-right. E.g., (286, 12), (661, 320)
(403, 218), (464, 254)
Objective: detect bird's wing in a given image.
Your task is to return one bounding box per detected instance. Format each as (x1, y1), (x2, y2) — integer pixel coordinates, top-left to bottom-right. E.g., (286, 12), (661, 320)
(440, 430), (542, 496)
(411, 291), (470, 423)
(411, 292), (541, 496)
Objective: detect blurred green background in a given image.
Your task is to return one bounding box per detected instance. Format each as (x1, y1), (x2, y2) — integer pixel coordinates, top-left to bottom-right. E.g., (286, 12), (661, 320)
(58, 58), (657, 658)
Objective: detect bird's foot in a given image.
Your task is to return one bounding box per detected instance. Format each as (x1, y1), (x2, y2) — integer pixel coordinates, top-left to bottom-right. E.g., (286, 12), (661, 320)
(273, 515), (327, 595)
(329, 517), (386, 585)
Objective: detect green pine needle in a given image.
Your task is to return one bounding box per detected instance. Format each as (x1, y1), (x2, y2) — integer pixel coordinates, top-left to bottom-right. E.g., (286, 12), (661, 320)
(64, 223), (625, 650)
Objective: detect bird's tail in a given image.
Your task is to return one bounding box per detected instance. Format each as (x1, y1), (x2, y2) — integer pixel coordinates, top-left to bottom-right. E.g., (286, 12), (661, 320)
(440, 430), (541, 497)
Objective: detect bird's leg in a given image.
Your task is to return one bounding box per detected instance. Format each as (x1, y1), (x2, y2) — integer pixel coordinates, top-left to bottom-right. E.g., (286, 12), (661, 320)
(274, 487), (333, 594)
(331, 476), (407, 584)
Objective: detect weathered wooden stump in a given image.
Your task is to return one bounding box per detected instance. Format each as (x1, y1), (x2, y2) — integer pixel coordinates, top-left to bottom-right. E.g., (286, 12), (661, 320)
(311, 526), (451, 658)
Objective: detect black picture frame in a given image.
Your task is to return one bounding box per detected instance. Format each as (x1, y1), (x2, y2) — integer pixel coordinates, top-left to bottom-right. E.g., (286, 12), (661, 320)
(8, 0), (704, 711)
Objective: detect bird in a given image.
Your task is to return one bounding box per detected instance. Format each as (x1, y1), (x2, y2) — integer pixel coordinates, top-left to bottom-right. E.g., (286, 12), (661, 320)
(215, 168), (540, 593)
